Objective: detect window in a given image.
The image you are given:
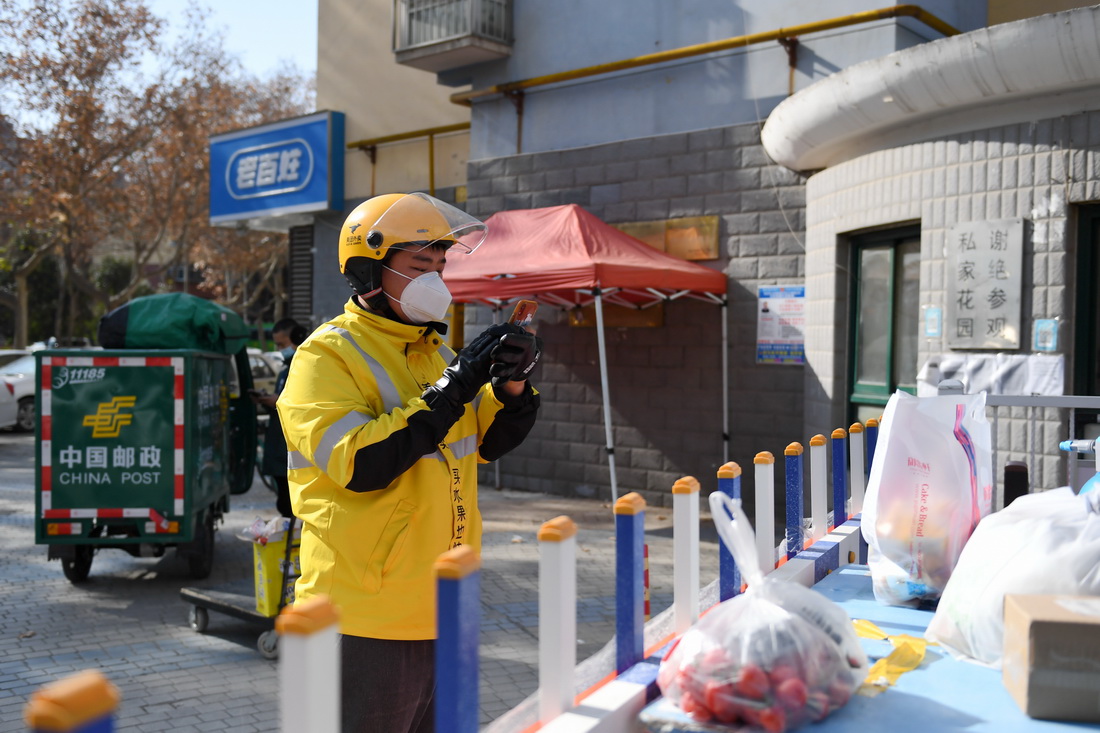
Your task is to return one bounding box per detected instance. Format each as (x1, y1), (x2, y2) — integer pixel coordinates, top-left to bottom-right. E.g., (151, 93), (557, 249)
(1073, 206), (1100, 441)
(849, 227), (921, 423)
(1075, 206), (1100, 397)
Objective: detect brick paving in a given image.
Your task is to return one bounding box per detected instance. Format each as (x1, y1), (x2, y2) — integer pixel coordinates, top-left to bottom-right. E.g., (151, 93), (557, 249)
(0, 430), (721, 730)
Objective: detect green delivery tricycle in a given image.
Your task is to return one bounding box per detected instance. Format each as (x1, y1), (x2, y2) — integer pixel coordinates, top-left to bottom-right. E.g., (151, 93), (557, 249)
(34, 294), (258, 582)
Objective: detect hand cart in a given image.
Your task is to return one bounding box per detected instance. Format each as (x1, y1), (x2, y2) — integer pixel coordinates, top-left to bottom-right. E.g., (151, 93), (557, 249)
(180, 515), (301, 659)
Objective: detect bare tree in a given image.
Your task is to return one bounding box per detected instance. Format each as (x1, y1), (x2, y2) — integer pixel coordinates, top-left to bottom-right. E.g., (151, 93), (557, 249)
(0, 0), (314, 346)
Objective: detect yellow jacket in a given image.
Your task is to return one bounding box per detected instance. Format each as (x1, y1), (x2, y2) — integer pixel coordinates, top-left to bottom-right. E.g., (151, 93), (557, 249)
(277, 300), (538, 639)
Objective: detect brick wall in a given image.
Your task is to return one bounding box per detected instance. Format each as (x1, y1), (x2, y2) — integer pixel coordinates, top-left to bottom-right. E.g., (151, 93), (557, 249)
(464, 122), (810, 509)
(804, 112), (1100, 494)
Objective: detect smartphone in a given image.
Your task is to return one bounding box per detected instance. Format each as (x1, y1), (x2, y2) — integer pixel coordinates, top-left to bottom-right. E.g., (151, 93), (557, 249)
(508, 299), (538, 328)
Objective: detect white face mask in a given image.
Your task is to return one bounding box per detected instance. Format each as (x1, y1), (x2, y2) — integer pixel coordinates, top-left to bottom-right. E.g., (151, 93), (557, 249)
(384, 266), (452, 324)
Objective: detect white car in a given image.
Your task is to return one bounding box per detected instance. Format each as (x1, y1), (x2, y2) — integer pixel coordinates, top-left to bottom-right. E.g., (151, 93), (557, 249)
(0, 349), (27, 368)
(247, 348), (283, 394)
(0, 353), (34, 432)
(0, 378), (17, 430)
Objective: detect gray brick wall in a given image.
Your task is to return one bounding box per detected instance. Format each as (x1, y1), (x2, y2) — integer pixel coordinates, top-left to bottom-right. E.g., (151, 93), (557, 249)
(465, 123), (810, 508)
(803, 111), (1100, 494)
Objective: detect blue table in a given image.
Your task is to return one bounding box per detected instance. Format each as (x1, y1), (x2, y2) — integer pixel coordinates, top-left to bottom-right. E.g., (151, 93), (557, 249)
(640, 565), (1100, 732)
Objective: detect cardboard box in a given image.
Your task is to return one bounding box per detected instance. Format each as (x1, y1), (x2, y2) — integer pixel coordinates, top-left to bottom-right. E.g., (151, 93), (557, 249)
(1003, 594), (1100, 721)
(253, 536), (301, 617)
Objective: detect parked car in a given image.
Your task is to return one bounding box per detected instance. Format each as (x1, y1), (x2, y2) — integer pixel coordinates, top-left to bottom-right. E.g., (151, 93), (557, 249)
(0, 378), (17, 430)
(0, 353), (35, 432)
(247, 348), (281, 395)
(0, 349), (28, 368)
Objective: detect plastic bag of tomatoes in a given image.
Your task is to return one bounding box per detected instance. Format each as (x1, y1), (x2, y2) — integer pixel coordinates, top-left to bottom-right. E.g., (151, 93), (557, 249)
(656, 493), (869, 731)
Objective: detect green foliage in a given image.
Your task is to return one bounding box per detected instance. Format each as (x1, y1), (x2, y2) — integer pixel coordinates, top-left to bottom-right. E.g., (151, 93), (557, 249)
(95, 255), (153, 300)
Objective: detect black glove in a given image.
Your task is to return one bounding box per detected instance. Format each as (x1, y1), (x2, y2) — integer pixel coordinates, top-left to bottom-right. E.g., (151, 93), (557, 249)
(490, 331), (542, 382)
(422, 324), (513, 413)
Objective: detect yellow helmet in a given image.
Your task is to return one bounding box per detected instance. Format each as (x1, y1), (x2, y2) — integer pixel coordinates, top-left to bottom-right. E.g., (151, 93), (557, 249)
(338, 192), (487, 298)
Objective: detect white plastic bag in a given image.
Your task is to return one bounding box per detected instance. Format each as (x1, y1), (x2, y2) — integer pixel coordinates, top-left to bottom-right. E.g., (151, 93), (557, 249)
(860, 390), (992, 606)
(235, 516), (300, 545)
(925, 487), (1100, 666)
(655, 493), (868, 731)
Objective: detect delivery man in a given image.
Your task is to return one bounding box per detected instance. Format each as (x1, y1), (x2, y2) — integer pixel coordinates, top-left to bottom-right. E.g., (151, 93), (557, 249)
(277, 192), (540, 732)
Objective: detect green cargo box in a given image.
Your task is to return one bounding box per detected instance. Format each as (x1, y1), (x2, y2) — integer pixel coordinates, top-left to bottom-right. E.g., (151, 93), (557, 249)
(34, 348), (257, 583)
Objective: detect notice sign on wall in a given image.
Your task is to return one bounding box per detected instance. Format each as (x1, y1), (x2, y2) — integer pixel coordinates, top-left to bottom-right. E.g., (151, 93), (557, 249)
(756, 285), (805, 365)
(945, 219), (1024, 349)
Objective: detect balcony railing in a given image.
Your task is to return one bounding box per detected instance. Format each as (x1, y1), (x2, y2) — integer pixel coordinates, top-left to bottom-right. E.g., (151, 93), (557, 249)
(394, 0), (512, 72)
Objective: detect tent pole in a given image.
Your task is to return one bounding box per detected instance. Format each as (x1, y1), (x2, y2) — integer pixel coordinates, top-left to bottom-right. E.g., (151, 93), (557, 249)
(491, 305), (503, 490)
(722, 296), (729, 464)
(593, 288), (618, 503)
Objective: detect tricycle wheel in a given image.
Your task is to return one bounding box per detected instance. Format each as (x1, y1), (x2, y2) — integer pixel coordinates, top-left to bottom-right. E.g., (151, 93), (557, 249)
(61, 545), (93, 583)
(257, 466), (275, 491)
(188, 605), (210, 633)
(257, 630), (279, 659)
(15, 397), (35, 433)
(187, 512), (216, 580)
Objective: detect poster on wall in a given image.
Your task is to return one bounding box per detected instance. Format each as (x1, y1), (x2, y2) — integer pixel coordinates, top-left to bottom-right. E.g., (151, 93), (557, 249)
(945, 218), (1024, 349)
(756, 285), (805, 365)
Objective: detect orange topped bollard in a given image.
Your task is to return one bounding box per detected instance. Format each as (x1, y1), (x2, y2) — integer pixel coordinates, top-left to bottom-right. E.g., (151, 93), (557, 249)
(672, 476), (701, 633)
(865, 416), (880, 477)
(434, 545), (482, 733)
(784, 442), (805, 560)
(848, 421), (867, 513)
(276, 594), (341, 733)
(809, 435), (828, 542)
(753, 451), (776, 575)
(614, 492), (647, 672)
(716, 462), (742, 600)
(538, 516), (578, 723)
(25, 669), (119, 733)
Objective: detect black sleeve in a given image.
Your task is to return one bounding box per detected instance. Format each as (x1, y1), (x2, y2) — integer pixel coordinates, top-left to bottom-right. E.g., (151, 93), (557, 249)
(345, 401), (463, 493)
(479, 382), (541, 462)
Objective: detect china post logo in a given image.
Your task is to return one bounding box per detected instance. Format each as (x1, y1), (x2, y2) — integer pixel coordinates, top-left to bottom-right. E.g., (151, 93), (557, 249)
(226, 138), (314, 200)
(82, 396), (137, 438)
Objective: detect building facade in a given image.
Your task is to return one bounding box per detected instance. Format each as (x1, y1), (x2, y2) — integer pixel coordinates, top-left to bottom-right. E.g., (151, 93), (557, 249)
(761, 4), (1100, 492)
(266, 0), (1097, 508)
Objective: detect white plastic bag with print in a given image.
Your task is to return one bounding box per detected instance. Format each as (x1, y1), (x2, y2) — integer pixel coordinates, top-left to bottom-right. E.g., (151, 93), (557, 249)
(655, 492), (869, 731)
(926, 487), (1100, 666)
(860, 390), (993, 606)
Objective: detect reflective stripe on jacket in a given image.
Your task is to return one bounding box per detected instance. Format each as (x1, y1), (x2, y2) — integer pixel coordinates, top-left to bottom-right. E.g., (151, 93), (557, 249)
(277, 300), (537, 639)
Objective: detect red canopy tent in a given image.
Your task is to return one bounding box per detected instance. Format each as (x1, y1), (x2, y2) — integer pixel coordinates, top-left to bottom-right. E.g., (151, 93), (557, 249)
(443, 204), (729, 500)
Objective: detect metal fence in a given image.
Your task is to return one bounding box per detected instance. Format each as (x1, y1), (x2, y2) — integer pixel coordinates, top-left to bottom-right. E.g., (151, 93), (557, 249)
(983, 393), (1100, 503)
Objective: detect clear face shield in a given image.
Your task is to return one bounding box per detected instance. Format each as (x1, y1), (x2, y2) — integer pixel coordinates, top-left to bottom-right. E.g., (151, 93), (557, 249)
(368, 192), (487, 256)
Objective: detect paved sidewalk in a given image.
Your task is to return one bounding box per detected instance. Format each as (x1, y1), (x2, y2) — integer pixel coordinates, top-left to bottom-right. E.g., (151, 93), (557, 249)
(0, 431), (720, 730)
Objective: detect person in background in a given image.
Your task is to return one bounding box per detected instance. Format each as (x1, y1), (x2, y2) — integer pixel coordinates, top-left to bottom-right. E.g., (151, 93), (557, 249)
(278, 192), (541, 732)
(251, 318), (308, 518)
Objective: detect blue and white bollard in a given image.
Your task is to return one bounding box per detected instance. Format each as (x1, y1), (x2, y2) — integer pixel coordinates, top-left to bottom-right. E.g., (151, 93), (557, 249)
(784, 442), (804, 559)
(614, 493), (646, 673)
(716, 462), (742, 601)
(434, 545), (482, 733)
(865, 417), (880, 476)
(831, 428), (849, 528)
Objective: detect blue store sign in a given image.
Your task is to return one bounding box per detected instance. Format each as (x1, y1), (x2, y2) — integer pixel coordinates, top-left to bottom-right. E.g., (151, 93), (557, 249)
(209, 110), (345, 226)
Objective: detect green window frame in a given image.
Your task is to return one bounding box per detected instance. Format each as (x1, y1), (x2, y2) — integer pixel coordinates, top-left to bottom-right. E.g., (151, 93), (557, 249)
(849, 226), (921, 422)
